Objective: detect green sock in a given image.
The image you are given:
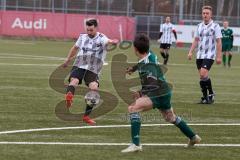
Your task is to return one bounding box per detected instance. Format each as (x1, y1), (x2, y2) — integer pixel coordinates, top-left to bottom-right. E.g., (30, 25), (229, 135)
(130, 113), (141, 146)
(228, 55), (232, 64)
(175, 117), (195, 139)
(222, 54), (226, 65)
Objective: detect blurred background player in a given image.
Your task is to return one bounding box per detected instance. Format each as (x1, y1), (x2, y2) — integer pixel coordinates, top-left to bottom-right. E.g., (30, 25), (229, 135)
(122, 33), (200, 153)
(188, 6), (222, 104)
(221, 20), (234, 67)
(158, 16), (177, 65)
(63, 19), (118, 125)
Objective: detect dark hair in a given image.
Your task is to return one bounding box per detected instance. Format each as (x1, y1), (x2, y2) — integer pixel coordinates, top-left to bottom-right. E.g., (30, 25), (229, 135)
(86, 19), (98, 27)
(202, 5), (212, 11)
(133, 33), (149, 54)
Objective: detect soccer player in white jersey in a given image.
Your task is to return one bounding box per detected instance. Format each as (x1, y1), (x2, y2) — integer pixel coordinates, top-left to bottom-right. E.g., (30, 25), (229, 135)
(188, 6), (222, 104)
(159, 16), (177, 65)
(63, 19), (118, 125)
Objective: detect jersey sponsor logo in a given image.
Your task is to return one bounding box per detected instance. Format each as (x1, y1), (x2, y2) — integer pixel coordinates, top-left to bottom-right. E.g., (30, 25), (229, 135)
(11, 17), (47, 30)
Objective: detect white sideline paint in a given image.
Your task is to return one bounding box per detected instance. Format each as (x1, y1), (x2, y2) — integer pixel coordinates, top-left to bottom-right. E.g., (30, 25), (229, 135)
(0, 124), (240, 135)
(0, 63), (59, 67)
(1, 52), (240, 68)
(0, 56), (64, 61)
(0, 142), (240, 147)
(1, 61), (240, 69)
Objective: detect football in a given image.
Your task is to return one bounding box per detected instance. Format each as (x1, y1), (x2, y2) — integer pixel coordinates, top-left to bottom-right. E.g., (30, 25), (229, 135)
(84, 90), (100, 106)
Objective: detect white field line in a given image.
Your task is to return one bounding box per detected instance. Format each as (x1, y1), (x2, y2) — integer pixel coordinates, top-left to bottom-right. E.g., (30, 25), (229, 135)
(0, 142), (239, 147)
(0, 53), (64, 59)
(0, 63), (59, 67)
(1, 124), (240, 135)
(1, 52), (240, 68)
(0, 56), (64, 61)
(0, 61), (240, 69)
(0, 52), (240, 68)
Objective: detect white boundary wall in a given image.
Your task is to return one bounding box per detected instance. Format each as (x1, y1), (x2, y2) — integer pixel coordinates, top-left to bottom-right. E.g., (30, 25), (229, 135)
(175, 25), (240, 46)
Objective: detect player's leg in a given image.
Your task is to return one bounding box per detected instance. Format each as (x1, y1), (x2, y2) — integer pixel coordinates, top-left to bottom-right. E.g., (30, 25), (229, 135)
(223, 52), (227, 66)
(121, 96), (153, 153)
(65, 67), (83, 108)
(160, 44), (166, 61)
(228, 52), (232, 67)
(164, 44), (171, 65)
(201, 59), (215, 103)
(226, 43), (232, 67)
(196, 59), (214, 104)
(196, 60), (208, 103)
(160, 108), (201, 147)
(82, 70), (99, 125)
(222, 44), (227, 66)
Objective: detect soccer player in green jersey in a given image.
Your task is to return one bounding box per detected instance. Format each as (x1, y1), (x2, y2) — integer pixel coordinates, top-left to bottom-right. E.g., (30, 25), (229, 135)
(121, 33), (201, 153)
(221, 20), (234, 67)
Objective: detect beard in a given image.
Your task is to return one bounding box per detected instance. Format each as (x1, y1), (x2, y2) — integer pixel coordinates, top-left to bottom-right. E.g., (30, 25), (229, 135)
(88, 34), (95, 38)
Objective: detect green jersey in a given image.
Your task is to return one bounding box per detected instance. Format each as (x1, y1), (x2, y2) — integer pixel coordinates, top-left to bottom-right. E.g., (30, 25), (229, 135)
(136, 51), (171, 98)
(221, 28), (233, 44)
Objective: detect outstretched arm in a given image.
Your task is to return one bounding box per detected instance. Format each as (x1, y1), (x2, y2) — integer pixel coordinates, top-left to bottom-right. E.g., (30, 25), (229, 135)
(107, 39), (119, 45)
(126, 65), (138, 75)
(63, 45), (78, 68)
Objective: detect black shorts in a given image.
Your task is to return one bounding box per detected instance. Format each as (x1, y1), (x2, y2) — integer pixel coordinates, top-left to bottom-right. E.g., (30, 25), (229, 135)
(69, 66), (99, 86)
(196, 59), (214, 70)
(160, 43), (171, 49)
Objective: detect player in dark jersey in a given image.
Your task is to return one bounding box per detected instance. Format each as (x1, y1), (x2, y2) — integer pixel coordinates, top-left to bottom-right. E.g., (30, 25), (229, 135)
(121, 33), (200, 153)
(221, 20), (234, 67)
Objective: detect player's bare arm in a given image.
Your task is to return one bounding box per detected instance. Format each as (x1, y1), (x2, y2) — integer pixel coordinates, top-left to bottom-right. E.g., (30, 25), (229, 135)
(216, 38), (222, 64)
(126, 65), (138, 75)
(188, 37), (199, 60)
(108, 39), (119, 45)
(63, 45), (78, 67)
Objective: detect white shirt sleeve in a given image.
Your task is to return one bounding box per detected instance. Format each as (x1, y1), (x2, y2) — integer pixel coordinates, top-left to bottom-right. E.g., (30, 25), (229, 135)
(75, 34), (83, 48)
(101, 34), (110, 46)
(194, 25), (200, 38)
(215, 24), (222, 39)
(160, 24), (163, 32)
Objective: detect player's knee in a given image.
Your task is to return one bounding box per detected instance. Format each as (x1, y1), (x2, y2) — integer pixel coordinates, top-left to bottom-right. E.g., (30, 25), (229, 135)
(128, 105), (137, 113)
(200, 75), (209, 81)
(128, 106), (133, 113)
(164, 113), (176, 123)
(89, 82), (98, 91)
(199, 71), (208, 80)
(69, 78), (79, 87)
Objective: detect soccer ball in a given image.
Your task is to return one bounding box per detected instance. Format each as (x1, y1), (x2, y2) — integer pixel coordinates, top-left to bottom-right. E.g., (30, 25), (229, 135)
(84, 90), (100, 106)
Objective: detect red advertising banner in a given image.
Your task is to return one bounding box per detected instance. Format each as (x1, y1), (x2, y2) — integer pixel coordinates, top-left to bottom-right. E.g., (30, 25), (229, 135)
(0, 11), (135, 40)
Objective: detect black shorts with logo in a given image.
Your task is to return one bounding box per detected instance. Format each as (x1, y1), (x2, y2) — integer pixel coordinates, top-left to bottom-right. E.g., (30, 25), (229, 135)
(196, 59), (214, 71)
(160, 43), (171, 49)
(69, 66), (99, 86)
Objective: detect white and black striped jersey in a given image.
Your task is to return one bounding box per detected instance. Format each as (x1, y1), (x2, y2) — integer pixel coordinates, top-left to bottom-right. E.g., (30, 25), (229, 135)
(73, 32), (109, 74)
(160, 23), (176, 44)
(194, 20), (222, 60)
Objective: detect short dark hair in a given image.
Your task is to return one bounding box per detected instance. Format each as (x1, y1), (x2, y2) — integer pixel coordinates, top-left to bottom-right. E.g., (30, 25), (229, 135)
(133, 33), (149, 54)
(202, 5), (212, 12)
(86, 19), (98, 27)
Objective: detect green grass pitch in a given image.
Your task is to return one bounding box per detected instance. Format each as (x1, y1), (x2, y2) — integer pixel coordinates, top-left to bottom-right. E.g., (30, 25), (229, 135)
(0, 39), (240, 160)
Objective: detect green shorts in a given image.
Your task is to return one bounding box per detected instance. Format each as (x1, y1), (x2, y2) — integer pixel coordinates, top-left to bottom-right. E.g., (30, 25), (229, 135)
(222, 43), (232, 52)
(150, 92), (172, 110)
